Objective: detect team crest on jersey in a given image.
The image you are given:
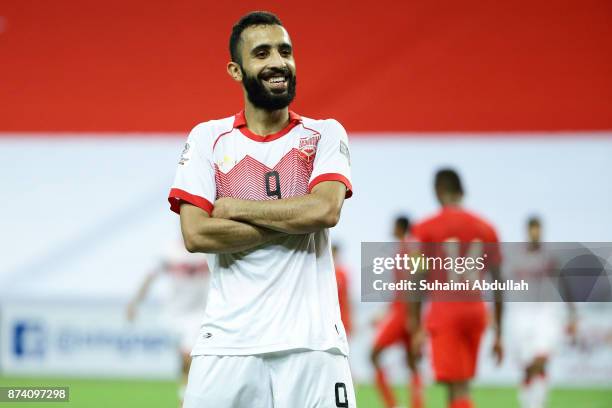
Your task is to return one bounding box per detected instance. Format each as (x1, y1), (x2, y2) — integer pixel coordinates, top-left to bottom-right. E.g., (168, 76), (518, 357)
(298, 135), (320, 163)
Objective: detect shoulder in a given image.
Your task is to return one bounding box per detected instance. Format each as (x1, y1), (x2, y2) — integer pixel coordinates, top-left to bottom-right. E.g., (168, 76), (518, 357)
(464, 210), (499, 240)
(300, 117), (348, 140)
(187, 115), (235, 148)
(412, 212), (443, 239)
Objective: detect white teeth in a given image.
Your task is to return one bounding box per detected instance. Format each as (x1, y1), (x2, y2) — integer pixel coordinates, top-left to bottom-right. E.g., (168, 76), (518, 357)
(268, 77), (285, 83)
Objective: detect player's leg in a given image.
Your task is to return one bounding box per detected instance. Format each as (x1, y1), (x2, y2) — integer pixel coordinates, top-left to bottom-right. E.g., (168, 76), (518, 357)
(371, 310), (404, 408)
(403, 331), (424, 408)
(182, 355), (272, 408)
(371, 347), (397, 408)
(429, 328), (470, 408)
(446, 312), (486, 408)
(518, 309), (560, 408)
(446, 381), (472, 408)
(520, 355), (549, 408)
(267, 350), (356, 408)
(430, 312), (485, 408)
(178, 350), (191, 405)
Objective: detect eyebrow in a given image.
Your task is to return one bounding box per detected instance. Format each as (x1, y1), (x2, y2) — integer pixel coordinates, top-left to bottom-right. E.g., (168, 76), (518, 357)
(250, 42), (293, 55)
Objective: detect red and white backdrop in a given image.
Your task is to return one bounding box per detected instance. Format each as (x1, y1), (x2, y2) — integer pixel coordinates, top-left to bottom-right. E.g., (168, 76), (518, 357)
(1, 0), (611, 383)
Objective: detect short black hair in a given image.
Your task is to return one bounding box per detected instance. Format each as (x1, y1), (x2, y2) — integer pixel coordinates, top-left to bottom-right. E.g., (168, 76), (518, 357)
(527, 216), (541, 228)
(434, 168), (464, 195)
(229, 11), (284, 63)
(395, 216), (411, 233)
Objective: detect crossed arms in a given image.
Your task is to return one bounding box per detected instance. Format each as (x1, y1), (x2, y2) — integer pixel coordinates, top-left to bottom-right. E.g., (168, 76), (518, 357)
(180, 181), (347, 254)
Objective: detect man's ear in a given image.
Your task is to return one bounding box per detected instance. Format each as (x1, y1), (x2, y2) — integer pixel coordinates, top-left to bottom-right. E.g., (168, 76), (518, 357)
(227, 61), (243, 82)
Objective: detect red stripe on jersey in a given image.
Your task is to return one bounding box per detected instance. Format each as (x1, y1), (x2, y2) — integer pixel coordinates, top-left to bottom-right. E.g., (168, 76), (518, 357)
(168, 188), (214, 215)
(232, 110), (302, 143)
(308, 173), (353, 198)
(215, 148), (314, 200)
(212, 127), (234, 151)
(300, 123), (321, 138)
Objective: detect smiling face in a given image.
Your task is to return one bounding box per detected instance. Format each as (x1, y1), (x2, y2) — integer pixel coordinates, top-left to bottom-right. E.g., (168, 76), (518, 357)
(227, 24), (296, 111)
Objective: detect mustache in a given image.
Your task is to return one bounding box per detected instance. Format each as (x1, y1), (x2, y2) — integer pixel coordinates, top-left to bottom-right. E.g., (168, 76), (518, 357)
(259, 67), (293, 79)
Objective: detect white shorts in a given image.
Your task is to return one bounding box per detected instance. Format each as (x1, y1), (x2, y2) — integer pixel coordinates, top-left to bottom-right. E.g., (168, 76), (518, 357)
(183, 350), (356, 408)
(510, 304), (564, 365)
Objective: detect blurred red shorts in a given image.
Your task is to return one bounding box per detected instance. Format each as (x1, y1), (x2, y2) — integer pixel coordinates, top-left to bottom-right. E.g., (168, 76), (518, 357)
(427, 302), (487, 382)
(373, 302), (412, 350)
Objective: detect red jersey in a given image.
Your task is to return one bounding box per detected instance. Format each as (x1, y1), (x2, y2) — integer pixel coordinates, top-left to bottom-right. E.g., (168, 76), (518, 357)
(412, 207), (499, 246)
(411, 206), (500, 381)
(335, 265), (352, 336)
(412, 206), (501, 325)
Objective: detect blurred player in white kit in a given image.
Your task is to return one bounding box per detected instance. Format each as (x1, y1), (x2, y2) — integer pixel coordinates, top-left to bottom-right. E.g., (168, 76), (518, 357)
(507, 217), (577, 408)
(126, 240), (209, 402)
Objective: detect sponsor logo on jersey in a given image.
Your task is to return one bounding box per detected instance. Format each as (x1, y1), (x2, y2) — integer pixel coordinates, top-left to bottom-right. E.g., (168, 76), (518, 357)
(339, 140), (350, 165)
(298, 135), (320, 163)
(179, 142), (191, 165)
(216, 155), (237, 172)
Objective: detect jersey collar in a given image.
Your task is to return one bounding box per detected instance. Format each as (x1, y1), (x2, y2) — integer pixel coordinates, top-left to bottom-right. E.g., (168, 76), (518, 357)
(233, 110), (302, 142)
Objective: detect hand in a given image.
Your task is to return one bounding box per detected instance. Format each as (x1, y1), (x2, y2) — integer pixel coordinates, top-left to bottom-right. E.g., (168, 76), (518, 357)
(492, 334), (504, 366)
(566, 318), (578, 345)
(411, 326), (426, 359)
(126, 302), (137, 322)
(212, 197), (234, 219)
(370, 313), (383, 327)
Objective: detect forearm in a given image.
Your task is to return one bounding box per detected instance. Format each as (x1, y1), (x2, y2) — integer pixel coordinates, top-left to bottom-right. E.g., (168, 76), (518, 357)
(181, 205), (283, 254)
(131, 272), (158, 305)
(494, 300), (503, 337)
(491, 266), (504, 336)
(230, 194), (337, 234)
(216, 182), (346, 234)
(408, 301), (422, 332)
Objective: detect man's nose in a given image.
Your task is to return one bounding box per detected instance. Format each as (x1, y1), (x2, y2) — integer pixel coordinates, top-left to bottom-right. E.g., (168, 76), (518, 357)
(268, 50), (287, 69)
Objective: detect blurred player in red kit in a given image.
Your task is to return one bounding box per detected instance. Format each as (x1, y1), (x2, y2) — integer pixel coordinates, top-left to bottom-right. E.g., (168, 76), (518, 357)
(371, 216), (424, 408)
(508, 217), (577, 408)
(332, 243), (352, 337)
(409, 169), (504, 408)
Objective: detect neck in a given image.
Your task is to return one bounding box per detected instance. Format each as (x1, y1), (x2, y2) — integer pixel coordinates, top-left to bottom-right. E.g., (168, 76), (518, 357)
(528, 241), (541, 251)
(439, 195), (462, 207)
(243, 101), (290, 136)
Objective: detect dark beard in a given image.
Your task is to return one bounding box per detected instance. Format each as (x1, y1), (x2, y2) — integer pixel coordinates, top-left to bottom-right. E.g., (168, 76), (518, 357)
(241, 66), (297, 111)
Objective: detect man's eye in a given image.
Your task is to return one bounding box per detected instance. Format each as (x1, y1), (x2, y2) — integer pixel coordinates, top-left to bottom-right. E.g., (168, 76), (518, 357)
(256, 51), (267, 58)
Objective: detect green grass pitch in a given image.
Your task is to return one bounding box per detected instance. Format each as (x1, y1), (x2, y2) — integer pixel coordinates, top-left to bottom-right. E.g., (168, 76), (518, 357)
(1, 376), (611, 407)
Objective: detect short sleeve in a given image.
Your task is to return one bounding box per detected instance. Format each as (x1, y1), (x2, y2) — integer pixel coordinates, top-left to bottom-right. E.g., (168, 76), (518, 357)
(168, 124), (216, 215)
(308, 119), (353, 198)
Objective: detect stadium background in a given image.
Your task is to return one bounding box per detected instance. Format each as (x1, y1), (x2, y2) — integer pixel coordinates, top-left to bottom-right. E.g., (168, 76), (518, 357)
(1, 0), (611, 406)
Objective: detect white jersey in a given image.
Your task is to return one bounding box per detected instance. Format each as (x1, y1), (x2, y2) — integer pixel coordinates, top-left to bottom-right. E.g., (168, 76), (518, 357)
(168, 111), (353, 356)
(506, 245), (564, 363)
(506, 245), (560, 314)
